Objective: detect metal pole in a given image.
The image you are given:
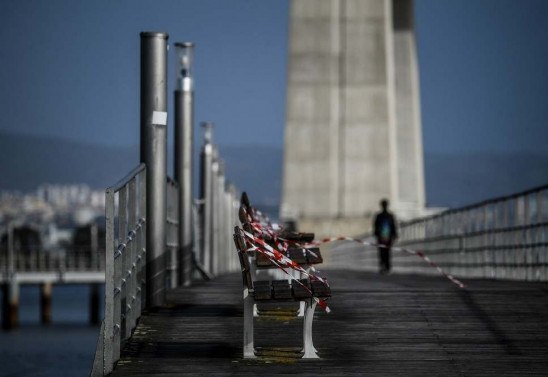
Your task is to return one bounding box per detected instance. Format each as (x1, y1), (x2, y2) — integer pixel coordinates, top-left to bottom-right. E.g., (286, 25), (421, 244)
(217, 160), (226, 275)
(211, 149), (219, 275)
(200, 122), (214, 274)
(103, 189), (115, 373)
(140, 31), (168, 308)
(174, 42), (194, 287)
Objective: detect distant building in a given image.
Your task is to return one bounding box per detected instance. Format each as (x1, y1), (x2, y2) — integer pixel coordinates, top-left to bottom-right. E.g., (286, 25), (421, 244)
(0, 184), (105, 250)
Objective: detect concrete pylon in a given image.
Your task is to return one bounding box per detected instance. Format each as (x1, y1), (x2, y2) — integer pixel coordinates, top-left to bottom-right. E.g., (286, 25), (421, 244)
(281, 0), (425, 236)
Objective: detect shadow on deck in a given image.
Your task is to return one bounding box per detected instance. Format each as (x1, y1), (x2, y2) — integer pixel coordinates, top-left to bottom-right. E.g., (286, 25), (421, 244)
(111, 270), (548, 376)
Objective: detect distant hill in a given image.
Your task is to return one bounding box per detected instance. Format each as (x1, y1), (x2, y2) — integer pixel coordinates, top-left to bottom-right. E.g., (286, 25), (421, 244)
(424, 151), (548, 207)
(0, 130), (282, 209)
(1, 130), (547, 211)
(0, 131), (138, 192)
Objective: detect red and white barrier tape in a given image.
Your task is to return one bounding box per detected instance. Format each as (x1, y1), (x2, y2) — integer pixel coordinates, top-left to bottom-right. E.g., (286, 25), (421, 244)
(244, 213), (465, 289)
(303, 237), (465, 289)
(241, 204), (465, 291)
(241, 229), (331, 312)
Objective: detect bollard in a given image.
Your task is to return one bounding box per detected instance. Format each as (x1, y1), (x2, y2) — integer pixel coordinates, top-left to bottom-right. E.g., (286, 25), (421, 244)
(140, 31), (168, 308)
(174, 42), (195, 287)
(200, 122), (214, 275)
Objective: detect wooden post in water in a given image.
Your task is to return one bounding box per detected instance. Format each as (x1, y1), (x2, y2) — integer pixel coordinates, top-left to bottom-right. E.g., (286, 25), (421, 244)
(2, 282), (19, 330)
(90, 283), (100, 325)
(2, 223), (18, 330)
(40, 282), (52, 324)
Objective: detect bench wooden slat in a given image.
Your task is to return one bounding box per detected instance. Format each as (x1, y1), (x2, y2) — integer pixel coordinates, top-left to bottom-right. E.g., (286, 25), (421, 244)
(311, 280), (331, 297)
(288, 249), (307, 264)
(292, 279), (312, 299)
(253, 280), (272, 300)
(272, 280), (292, 299)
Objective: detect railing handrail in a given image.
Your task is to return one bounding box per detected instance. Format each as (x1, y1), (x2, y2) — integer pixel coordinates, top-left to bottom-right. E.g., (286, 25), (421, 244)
(399, 220), (548, 244)
(107, 163), (146, 193)
(403, 183), (548, 226)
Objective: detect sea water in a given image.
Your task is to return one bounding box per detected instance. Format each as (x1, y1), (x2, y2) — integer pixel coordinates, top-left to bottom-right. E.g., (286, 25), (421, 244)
(0, 284), (104, 377)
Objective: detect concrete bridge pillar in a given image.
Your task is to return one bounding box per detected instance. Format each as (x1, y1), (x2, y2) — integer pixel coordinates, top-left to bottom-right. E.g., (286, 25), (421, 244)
(281, 0), (425, 236)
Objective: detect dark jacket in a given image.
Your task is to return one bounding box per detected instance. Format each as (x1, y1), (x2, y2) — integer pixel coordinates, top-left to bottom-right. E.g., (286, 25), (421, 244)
(373, 211), (397, 245)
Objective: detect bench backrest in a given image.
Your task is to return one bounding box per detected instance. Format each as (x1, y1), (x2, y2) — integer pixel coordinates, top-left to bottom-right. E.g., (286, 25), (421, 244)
(233, 226), (253, 291)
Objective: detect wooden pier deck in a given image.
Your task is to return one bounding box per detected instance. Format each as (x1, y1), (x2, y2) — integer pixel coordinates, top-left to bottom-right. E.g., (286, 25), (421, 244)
(111, 270), (548, 376)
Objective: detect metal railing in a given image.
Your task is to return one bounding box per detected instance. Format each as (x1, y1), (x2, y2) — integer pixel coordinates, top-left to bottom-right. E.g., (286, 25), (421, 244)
(395, 184), (548, 281)
(0, 250), (104, 274)
(96, 163), (146, 376)
(0, 221), (104, 280)
(92, 32), (242, 376)
(323, 184), (548, 282)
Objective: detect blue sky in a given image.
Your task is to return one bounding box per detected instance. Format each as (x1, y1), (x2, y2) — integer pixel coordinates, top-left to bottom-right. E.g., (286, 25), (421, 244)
(1, 0), (547, 155)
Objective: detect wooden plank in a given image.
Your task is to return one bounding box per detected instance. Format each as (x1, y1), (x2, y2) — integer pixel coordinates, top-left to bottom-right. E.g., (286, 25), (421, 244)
(111, 270), (548, 376)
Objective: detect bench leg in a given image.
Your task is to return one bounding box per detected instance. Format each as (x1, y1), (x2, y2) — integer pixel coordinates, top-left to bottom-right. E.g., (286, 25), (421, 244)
(297, 271), (305, 317)
(302, 299), (319, 358)
(243, 290), (256, 358)
(298, 301), (305, 317)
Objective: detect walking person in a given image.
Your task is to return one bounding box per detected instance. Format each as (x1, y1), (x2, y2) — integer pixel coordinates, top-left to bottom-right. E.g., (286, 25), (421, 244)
(373, 199), (397, 274)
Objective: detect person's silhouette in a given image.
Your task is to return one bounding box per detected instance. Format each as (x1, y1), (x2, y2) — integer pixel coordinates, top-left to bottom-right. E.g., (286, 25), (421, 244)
(373, 199), (397, 274)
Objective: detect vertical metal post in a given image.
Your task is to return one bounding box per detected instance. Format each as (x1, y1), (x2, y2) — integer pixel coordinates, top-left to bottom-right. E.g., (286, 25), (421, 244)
(138, 170), (147, 312)
(91, 223), (98, 270)
(140, 31), (168, 308)
(537, 191), (543, 223)
(165, 181), (179, 288)
(200, 122), (214, 274)
(210, 149), (219, 275)
(217, 160), (226, 274)
(119, 187), (128, 340)
(104, 189), (115, 374)
(482, 206), (489, 278)
(127, 178), (137, 332)
(174, 42), (195, 287)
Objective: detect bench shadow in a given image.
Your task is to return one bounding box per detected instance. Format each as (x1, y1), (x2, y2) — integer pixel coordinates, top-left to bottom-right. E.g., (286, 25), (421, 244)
(150, 303), (242, 317)
(124, 341), (240, 358)
(458, 289), (522, 355)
